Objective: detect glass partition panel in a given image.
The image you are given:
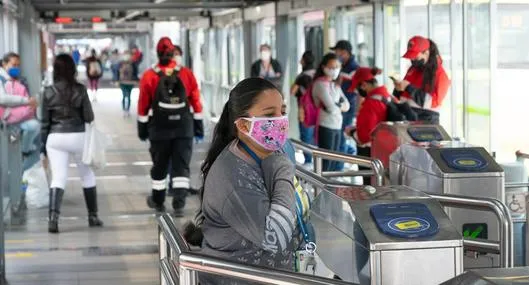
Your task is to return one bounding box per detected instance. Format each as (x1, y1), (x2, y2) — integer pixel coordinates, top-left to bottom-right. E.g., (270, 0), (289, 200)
(383, 4), (400, 88)
(431, 0), (453, 134)
(466, 0), (491, 149)
(494, 3), (529, 161)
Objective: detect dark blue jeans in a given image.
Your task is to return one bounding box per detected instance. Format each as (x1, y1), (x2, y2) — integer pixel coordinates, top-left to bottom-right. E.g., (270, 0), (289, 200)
(318, 126), (341, 172)
(299, 123), (315, 164)
(336, 112), (357, 171)
(120, 84), (134, 111)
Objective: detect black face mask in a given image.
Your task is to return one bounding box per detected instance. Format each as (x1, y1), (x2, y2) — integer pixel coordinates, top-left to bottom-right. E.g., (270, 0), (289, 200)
(411, 58), (426, 68)
(159, 55), (172, 66)
(357, 87), (368, 98)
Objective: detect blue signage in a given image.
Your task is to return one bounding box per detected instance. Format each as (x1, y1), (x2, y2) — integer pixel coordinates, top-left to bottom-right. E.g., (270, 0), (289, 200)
(407, 127), (444, 142)
(370, 203), (440, 239)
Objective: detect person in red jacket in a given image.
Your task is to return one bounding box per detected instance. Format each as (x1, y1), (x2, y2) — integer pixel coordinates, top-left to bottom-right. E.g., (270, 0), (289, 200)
(346, 67), (389, 185)
(393, 36), (450, 124)
(137, 37), (203, 216)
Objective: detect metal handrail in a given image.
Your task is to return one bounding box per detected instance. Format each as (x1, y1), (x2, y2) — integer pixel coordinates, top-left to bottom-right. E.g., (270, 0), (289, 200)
(290, 139), (384, 186)
(179, 253), (354, 285)
(428, 193), (514, 268)
(160, 258), (179, 285)
(505, 182), (529, 188)
(156, 214), (356, 285)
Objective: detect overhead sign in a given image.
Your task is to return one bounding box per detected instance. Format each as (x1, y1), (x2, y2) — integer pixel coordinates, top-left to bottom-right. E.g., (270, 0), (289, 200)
(92, 23), (107, 32)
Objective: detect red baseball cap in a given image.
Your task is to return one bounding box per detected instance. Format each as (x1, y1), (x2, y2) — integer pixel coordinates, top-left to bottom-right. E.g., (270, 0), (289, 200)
(156, 37), (175, 54)
(349, 67), (380, 92)
(402, 36), (430, 59)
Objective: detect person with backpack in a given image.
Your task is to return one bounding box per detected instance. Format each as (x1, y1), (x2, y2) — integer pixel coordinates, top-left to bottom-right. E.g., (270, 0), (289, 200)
(117, 50), (137, 118)
(0, 52), (41, 171)
(392, 36), (450, 124)
(84, 49), (103, 102)
(137, 37), (203, 217)
(290, 51), (316, 165)
(312, 53), (350, 171)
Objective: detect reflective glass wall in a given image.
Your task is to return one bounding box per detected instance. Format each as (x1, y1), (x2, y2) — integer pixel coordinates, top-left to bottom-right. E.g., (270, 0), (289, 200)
(382, 0), (527, 161)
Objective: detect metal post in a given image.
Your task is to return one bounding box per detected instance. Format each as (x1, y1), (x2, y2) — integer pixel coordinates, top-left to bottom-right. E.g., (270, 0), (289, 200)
(159, 227), (168, 285)
(179, 266), (198, 285)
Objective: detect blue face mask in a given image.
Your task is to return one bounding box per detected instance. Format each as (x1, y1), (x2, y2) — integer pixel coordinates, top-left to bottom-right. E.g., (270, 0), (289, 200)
(7, 67), (21, 79)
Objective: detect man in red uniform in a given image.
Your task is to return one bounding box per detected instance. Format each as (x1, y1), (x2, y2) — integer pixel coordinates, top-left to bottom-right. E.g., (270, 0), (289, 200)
(137, 37), (203, 216)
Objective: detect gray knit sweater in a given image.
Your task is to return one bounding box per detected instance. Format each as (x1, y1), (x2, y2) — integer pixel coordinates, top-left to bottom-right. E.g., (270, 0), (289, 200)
(199, 140), (297, 284)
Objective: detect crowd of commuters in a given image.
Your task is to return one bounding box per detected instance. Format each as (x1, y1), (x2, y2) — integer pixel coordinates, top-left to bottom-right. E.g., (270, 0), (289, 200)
(290, 36), (450, 171)
(0, 33), (450, 282)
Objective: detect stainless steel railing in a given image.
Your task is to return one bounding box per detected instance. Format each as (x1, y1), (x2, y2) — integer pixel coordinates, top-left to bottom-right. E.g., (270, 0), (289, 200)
(428, 193), (514, 268)
(157, 213), (356, 285)
(290, 139), (385, 186)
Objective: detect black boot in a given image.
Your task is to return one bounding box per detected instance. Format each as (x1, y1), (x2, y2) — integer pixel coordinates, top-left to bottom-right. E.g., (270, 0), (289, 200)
(146, 189), (166, 212)
(48, 188), (64, 233)
(172, 188), (187, 218)
(83, 187), (103, 227)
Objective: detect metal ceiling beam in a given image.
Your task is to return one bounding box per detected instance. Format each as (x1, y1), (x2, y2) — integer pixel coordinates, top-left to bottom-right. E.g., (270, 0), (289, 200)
(33, 1), (253, 11)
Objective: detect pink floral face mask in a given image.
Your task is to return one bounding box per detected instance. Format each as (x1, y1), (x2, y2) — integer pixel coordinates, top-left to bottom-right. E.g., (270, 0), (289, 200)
(240, 116), (289, 151)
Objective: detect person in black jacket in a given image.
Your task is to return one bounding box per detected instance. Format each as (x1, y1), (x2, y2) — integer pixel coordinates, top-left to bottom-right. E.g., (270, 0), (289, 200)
(41, 54), (103, 233)
(250, 44), (283, 88)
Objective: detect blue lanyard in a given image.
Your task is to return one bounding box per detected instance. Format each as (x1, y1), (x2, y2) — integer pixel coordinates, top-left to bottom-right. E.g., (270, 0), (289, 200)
(238, 140), (310, 244)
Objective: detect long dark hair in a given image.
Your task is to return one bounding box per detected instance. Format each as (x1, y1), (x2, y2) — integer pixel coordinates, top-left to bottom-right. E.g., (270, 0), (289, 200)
(53, 53), (77, 86)
(301, 50), (315, 71)
(201, 77), (279, 186)
(422, 39), (440, 92)
(314, 53), (339, 80)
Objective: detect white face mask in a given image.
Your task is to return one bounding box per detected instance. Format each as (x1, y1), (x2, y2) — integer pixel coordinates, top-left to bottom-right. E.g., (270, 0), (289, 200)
(324, 68), (340, 80)
(122, 54), (131, 61)
(260, 50), (271, 61)
(174, 55), (183, 66)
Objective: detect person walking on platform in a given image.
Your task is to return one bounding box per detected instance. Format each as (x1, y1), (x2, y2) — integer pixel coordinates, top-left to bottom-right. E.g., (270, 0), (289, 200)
(117, 50), (138, 118)
(250, 44), (283, 88)
(167, 44), (204, 196)
(41, 54), (103, 233)
(137, 37), (203, 216)
(84, 49), (103, 102)
(330, 40), (360, 171)
(392, 36), (450, 124)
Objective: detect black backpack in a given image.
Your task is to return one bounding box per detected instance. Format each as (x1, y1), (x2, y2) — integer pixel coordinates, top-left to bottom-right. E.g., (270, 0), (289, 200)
(370, 95), (418, 122)
(151, 68), (191, 128)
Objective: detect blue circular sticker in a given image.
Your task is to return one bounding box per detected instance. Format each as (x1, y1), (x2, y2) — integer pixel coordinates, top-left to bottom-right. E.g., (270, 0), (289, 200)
(387, 217), (431, 233)
(453, 158), (483, 168)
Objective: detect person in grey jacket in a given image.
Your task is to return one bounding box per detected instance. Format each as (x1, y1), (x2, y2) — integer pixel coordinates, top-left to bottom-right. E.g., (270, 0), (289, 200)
(197, 78), (297, 284)
(312, 53), (350, 171)
(41, 54), (103, 233)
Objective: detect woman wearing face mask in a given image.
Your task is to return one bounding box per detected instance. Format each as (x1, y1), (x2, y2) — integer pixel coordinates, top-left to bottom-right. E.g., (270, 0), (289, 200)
(250, 44), (283, 88)
(117, 50), (138, 117)
(312, 53), (350, 171)
(393, 36), (450, 124)
(198, 78), (296, 284)
(0, 52), (41, 171)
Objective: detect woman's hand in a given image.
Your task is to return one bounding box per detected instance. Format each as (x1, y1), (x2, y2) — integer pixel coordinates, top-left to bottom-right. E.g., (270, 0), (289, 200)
(394, 80), (410, 92)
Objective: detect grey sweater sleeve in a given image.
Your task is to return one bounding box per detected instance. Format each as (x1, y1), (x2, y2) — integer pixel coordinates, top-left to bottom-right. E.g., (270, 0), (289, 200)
(313, 80), (339, 114)
(221, 154), (296, 254)
(0, 85), (29, 107)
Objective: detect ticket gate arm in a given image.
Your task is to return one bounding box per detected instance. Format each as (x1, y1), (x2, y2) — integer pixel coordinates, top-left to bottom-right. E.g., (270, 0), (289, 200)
(291, 139), (385, 186)
(429, 193), (514, 268)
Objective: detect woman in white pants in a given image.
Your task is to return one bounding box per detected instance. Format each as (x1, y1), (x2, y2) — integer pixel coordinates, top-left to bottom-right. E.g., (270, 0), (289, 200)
(41, 54), (103, 233)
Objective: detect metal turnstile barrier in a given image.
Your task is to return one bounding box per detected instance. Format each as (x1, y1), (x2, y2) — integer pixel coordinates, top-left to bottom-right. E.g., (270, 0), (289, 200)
(0, 122), (24, 225)
(157, 212), (355, 285)
(290, 139), (385, 187)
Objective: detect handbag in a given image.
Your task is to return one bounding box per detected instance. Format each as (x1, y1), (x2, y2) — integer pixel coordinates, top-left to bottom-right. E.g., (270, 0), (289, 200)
(82, 123), (110, 169)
